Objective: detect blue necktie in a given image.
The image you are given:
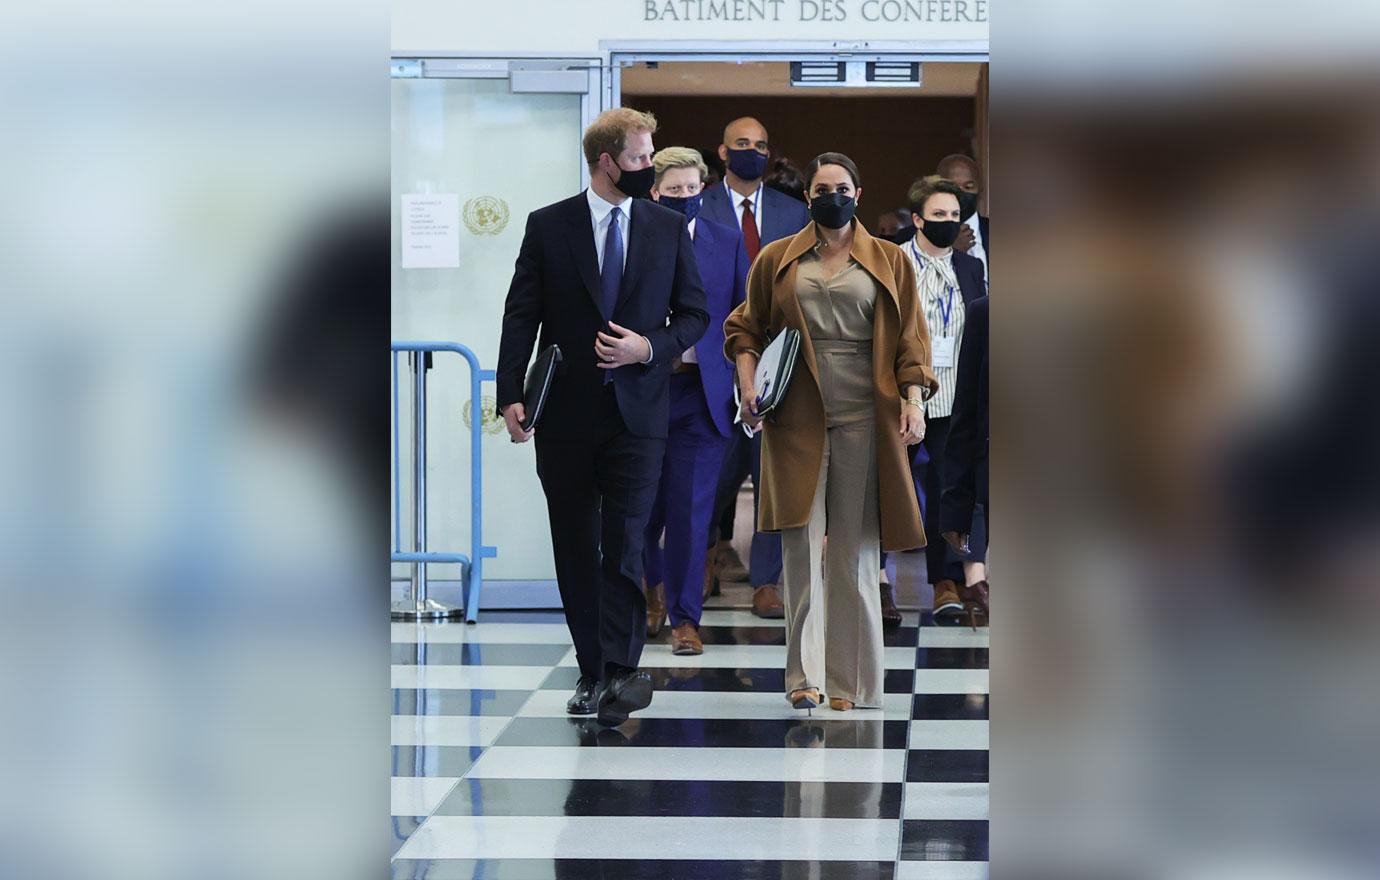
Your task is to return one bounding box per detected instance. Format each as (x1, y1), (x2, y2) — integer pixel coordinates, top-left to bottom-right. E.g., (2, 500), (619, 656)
(601, 206), (623, 319)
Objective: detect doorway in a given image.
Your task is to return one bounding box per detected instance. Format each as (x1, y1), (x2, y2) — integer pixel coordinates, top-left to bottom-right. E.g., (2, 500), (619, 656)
(616, 57), (988, 236)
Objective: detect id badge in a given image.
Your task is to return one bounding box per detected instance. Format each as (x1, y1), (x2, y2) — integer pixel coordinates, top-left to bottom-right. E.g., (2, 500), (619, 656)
(933, 335), (957, 369)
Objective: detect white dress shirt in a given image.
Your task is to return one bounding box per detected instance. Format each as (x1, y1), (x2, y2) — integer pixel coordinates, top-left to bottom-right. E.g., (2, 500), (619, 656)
(587, 186), (631, 274)
(585, 187), (652, 364)
(681, 217), (698, 363)
(724, 180), (764, 239)
(964, 212), (988, 281)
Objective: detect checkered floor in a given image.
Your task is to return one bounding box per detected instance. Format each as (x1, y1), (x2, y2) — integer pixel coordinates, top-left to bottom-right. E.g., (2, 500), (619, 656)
(390, 597), (989, 879)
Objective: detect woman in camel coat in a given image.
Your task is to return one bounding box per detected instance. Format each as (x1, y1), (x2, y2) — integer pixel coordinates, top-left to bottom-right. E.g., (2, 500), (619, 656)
(724, 152), (938, 712)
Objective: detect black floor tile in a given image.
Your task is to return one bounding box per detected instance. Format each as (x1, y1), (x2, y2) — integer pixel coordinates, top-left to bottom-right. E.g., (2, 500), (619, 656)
(492, 717), (909, 749)
(541, 667), (915, 695)
(904, 749), (989, 783)
(392, 859), (898, 880)
(899, 819), (989, 861)
(912, 647), (989, 669)
(432, 777), (903, 819)
(910, 694), (989, 721)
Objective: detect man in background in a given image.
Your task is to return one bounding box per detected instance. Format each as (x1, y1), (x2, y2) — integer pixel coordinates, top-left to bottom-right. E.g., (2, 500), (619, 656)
(699, 115), (811, 618)
(936, 152), (990, 281)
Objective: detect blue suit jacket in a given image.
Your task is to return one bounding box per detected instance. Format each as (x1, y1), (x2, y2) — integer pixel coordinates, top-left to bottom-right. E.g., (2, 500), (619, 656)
(687, 216), (750, 438)
(700, 182), (811, 248)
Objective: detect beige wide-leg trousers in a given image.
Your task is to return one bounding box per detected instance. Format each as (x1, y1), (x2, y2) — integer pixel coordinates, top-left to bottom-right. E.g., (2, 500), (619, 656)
(780, 340), (884, 708)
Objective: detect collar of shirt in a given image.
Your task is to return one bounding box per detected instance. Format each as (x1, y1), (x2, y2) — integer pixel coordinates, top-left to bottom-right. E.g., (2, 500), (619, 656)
(964, 212), (981, 236)
(687, 217), (697, 239)
(587, 186), (631, 227)
(725, 179), (761, 213)
(909, 238), (954, 269)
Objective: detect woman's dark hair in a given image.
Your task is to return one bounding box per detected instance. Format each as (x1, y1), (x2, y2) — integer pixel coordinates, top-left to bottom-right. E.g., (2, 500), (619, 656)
(763, 156), (807, 203)
(907, 175), (964, 216)
(804, 152), (862, 190)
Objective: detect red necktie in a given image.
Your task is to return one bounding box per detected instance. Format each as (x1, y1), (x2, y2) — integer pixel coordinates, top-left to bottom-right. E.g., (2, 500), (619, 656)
(741, 198), (761, 262)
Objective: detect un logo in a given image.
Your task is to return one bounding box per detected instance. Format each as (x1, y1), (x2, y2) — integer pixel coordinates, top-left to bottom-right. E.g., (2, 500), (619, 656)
(463, 196), (510, 236)
(463, 396), (507, 436)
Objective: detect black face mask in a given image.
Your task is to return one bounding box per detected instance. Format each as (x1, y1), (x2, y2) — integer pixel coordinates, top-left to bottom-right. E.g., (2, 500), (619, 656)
(657, 192), (702, 221)
(957, 190), (980, 222)
(809, 192), (856, 230)
(919, 219), (961, 249)
(609, 162), (654, 199)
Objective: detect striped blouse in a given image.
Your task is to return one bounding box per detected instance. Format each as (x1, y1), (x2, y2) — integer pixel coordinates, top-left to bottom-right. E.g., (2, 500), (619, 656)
(907, 240), (965, 420)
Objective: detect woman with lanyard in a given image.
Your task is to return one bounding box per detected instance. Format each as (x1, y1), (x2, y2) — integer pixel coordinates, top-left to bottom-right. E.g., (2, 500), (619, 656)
(880, 175), (987, 626)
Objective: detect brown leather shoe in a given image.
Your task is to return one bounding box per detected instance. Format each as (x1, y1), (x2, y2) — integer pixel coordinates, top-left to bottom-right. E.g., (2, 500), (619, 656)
(751, 584), (785, 619)
(960, 579), (990, 630)
(671, 622), (703, 655)
(715, 541), (749, 583)
(646, 581), (667, 637)
(828, 697), (854, 712)
(702, 543), (720, 601)
(932, 578), (965, 625)
(880, 579), (902, 629)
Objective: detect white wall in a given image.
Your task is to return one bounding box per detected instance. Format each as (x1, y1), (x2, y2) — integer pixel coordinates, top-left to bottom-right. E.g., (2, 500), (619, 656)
(393, 0), (989, 54)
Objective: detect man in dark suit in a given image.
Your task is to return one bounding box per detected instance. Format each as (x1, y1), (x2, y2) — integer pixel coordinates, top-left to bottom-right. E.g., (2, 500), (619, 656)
(496, 108), (709, 726)
(698, 116), (811, 618)
(641, 147), (749, 655)
(937, 153), (990, 283)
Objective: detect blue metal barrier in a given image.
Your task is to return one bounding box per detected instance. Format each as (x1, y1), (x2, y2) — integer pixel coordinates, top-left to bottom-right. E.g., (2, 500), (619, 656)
(391, 341), (498, 624)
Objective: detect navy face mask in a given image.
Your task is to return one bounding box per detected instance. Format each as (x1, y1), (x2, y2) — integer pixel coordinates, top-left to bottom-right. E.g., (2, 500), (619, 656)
(657, 192), (703, 221)
(726, 147), (769, 181)
(808, 192), (856, 229)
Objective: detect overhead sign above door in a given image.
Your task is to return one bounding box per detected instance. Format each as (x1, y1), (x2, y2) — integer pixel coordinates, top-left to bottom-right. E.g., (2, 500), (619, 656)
(393, 0), (989, 54)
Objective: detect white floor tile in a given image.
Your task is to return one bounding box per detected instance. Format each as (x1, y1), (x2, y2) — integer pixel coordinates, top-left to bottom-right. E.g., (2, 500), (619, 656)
(558, 644), (916, 670)
(517, 689), (911, 720)
(391, 622), (573, 645)
(907, 720), (989, 750)
(395, 815), (900, 861)
(895, 861), (989, 879)
(912, 669), (989, 694)
(902, 782), (990, 820)
(697, 610), (785, 628)
(391, 665), (553, 690)
(465, 746), (904, 783)
(391, 776), (459, 817)
(915, 628), (989, 648)
(390, 715), (511, 747)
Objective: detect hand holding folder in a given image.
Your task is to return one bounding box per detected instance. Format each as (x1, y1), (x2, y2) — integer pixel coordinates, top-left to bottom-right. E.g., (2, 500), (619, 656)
(733, 328), (801, 438)
(520, 344), (562, 432)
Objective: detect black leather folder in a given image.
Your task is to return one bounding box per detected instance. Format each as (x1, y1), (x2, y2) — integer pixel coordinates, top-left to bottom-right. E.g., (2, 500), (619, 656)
(520, 344), (562, 431)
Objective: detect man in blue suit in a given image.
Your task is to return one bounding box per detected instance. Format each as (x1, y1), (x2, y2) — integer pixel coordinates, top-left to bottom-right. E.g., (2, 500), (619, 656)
(698, 116), (811, 618)
(642, 147), (749, 655)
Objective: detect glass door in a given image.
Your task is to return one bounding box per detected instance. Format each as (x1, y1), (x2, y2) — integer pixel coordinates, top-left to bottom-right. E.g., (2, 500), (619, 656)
(391, 57), (602, 602)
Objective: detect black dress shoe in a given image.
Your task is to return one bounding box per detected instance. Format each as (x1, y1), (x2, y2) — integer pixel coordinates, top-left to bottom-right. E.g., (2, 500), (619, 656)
(566, 675), (599, 716)
(596, 669), (654, 727)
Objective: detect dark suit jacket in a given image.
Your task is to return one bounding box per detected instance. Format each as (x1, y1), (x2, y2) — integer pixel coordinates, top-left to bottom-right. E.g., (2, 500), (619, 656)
(952, 248), (986, 308)
(496, 192), (709, 440)
(700, 182), (811, 247)
(688, 216), (749, 438)
(940, 295), (988, 535)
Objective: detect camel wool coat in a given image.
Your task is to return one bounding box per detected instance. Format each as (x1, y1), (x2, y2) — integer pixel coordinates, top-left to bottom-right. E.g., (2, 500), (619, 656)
(724, 220), (940, 552)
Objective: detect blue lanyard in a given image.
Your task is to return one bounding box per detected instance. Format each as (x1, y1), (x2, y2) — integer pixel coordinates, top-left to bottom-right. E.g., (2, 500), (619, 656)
(911, 240), (956, 333)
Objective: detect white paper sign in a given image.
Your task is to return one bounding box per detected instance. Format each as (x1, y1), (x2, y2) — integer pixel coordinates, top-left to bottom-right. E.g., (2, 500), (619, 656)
(400, 194), (460, 268)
